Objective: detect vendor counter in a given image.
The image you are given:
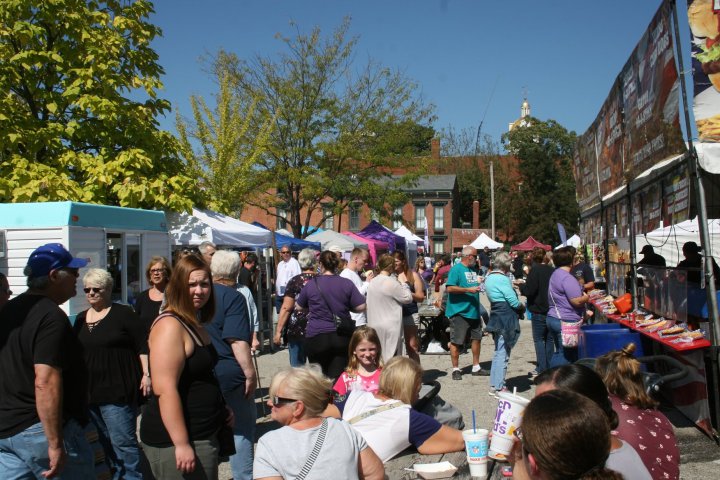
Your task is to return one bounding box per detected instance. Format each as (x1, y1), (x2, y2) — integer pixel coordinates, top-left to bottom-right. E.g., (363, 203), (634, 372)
(589, 298), (717, 439)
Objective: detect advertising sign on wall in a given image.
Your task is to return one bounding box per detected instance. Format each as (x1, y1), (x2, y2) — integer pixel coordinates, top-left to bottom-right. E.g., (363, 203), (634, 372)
(689, 0), (720, 141)
(595, 81), (626, 197)
(573, 127), (601, 211)
(663, 165), (691, 226)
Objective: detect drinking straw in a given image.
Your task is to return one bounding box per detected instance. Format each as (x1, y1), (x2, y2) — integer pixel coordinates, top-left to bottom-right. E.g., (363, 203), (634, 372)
(513, 386), (517, 396)
(472, 410), (476, 433)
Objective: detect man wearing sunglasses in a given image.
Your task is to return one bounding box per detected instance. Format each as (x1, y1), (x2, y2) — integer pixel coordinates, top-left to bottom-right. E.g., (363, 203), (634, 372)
(275, 247), (301, 314)
(0, 243), (94, 478)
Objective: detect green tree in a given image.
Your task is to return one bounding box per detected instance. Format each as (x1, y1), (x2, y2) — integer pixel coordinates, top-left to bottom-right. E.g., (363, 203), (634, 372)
(502, 117), (579, 243)
(0, 0), (196, 210)
(176, 72), (274, 216)
(215, 18), (435, 237)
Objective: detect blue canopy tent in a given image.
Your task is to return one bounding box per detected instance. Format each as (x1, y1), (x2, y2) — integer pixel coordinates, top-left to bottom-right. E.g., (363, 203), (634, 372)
(357, 220), (406, 252)
(251, 222), (321, 251)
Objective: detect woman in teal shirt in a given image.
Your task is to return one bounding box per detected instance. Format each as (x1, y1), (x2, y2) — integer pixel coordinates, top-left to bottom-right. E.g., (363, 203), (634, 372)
(484, 252), (524, 397)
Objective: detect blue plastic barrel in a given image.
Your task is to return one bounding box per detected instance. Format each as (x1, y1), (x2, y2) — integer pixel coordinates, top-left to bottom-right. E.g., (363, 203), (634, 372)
(579, 329), (643, 359)
(579, 323), (624, 354)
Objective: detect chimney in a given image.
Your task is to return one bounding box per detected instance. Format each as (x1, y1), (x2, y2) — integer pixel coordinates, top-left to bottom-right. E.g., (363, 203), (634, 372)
(472, 200), (480, 229)
(431, 138), (440, 160)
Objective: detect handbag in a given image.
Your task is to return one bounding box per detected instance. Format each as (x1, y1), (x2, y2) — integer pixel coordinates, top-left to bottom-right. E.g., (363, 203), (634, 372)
(314, 277), (356, 337)
(296, 418), (328, 480)
(549, 287), (583, 348)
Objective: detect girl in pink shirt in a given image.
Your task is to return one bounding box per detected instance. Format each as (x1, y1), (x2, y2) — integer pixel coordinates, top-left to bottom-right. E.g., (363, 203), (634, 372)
(334, 327), (384, 396)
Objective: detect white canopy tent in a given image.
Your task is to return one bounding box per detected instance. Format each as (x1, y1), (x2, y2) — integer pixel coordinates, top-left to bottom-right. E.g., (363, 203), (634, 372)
(635, 218), (720, 267)
(166, 208), (273, 248)
(555, 234), (582, 250)
(305, 230), (367, 252)
(394, 225), (424, 245)
(470, 232), (504, 250)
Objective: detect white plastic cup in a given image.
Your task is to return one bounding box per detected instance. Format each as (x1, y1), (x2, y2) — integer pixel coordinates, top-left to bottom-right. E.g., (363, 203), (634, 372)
(468, 458), (487, 478)
(489, 392), (530, 459)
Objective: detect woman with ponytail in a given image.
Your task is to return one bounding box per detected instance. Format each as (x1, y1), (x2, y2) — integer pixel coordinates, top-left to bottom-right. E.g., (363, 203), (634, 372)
(510, 389), (623, 480)
(534, 364), (652, 480)
(596, 344), (679, 480)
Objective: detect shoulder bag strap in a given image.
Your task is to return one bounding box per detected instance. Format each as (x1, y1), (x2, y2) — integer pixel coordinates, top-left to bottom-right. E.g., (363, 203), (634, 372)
(549, 285), (562, 320)
(296, 418), (328, 480)
(347, 401), (405, 425)
(313, 277), (336, 316)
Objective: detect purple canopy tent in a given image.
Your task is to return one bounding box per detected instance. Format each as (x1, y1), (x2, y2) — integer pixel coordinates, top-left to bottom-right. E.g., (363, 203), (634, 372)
(357, 220), (407, 252)
(342, 231), (389, 267)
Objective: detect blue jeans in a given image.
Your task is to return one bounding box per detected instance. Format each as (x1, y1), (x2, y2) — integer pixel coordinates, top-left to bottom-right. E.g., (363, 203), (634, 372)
(288, 339), (306, 367)
(490, 334), (511, 391)
(530, 313), (554, 373)
(547, 316), (578, 367)
(223, 384), (257, 480)
(0, 419), (95, 479)
(89, 403), (142, 480)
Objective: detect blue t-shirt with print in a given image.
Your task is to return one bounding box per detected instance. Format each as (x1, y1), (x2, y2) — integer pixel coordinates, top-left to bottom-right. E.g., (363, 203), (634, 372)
(445, 263), (481, 320)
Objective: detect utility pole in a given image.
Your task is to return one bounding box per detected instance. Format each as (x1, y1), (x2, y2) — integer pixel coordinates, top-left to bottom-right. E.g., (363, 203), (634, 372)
(490, 159), (495, 240)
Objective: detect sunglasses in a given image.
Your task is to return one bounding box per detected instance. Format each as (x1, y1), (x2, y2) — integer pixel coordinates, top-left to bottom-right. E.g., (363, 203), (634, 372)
(271, 395), (298, 406)
(150, 268), (166, 274)
(83, 287), (103, 294)
(280, 251), (291, 254)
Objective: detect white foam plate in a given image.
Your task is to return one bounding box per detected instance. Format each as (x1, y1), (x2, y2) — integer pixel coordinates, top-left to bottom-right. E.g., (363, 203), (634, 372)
(409, 461), (458, 479)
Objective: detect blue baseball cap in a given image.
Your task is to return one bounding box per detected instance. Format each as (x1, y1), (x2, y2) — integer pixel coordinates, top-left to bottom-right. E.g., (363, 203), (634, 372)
(25, 243), (88, 277)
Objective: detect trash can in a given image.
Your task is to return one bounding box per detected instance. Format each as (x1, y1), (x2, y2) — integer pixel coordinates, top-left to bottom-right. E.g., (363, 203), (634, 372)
(579, 329), (643, 359)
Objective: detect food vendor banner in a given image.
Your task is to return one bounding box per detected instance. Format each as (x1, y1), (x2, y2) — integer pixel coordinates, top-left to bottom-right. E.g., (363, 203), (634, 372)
(594, 81), (625, 197)
(573, 127), (601, 211)
(689, 0), (720, 142)
(621, 0), (685, 177)
(580, 212), (602, 244)
(632, 182), (663, 234)
(663, 165), (691, 226)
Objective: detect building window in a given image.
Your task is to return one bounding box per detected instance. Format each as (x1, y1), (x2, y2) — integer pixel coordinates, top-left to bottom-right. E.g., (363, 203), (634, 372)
(323, 208), (334, 230)
(392, 207), (403, 229)
(276, 208), (287, 230)
(434, 241), (444, 254)
(434, 206), (444, 230)
(349, 205), (360, 231)
(415, 205), (426, 230)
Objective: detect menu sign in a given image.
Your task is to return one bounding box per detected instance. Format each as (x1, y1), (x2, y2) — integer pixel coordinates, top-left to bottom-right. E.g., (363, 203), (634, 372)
(595, 82), (625, 196)
(573, 128), (601, 211)
(621, 0), (685, 177)
(632, 182), (662, 235)
(663, 165), (691, 226)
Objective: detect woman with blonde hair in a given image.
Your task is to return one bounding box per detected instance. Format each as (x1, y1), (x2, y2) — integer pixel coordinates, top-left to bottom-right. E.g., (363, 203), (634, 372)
(74, 268), (149, 479)
(134, 255), (171, 327)
(595, 344), (679, 480)
(331, 357), (464, 463)
(254, 366), (384, 480)
(366, 254), (413, 362)
(140, 255), (226, 479)
(509, 390), (623, 480)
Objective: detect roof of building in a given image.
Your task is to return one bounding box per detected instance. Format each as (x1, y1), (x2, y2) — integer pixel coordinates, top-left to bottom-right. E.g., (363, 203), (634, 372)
(397, 174), (457, 192)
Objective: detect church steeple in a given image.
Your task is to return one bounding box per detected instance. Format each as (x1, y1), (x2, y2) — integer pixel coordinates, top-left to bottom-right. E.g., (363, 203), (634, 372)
(521, 97), (530, 118)
(508, 92), (532, 132)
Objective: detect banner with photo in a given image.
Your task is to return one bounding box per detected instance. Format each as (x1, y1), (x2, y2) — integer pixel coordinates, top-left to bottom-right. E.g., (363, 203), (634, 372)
(663, 165), (691, 226)
(633, 182), (663, 234)
(621, 0), (685, 177)
(580, 212), (602, 244)
(689, 0), (720, 141)
(595, 81), (626, 197)
(573, 127), (601, 211)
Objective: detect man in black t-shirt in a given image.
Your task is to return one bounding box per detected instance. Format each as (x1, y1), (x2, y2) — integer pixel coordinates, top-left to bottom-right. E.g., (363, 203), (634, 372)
(0, 243), (94, 478)
(238, 252), (258, 298)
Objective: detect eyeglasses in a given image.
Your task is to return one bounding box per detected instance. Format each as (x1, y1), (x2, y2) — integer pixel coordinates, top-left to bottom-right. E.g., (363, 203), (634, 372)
(280, 250), (291, 255)
(83, 287), (103, 294)
(150, 268), (166, 274)
(271, 395), (298, 406)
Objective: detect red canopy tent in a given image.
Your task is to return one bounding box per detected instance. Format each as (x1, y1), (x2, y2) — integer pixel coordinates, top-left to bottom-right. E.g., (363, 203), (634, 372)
(511, 236), (552, 251)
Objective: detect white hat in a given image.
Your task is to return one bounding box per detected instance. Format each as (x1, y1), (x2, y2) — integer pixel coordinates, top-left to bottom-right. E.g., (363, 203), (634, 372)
(328, 245), (343, 254)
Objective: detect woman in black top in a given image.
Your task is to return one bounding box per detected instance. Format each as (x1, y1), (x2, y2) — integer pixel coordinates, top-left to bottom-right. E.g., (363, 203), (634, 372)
(139, 254), (226, 479)
(134, 256), (171, 327)
(75, 268), (150, 480)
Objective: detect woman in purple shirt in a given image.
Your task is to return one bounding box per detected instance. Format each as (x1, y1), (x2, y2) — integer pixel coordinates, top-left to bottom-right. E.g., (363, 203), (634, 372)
(296, 251), (367, 380)
(546, 247), (589, 366)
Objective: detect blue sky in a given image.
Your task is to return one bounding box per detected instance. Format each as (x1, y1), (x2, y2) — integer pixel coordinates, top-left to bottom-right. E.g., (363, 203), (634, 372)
(148, 0), (693, 148)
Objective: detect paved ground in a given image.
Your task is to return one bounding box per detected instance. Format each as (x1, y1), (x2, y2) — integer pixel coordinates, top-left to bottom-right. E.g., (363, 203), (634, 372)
(217, 316), (720, 479)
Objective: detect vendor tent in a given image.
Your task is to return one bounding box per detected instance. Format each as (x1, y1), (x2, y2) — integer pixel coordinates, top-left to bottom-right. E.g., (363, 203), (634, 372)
(357, 221), (406, 252)
(167, 208), (273, 248)
(394, 225), (424, 246)
(636, 218), (720, 267)
(250, 222), (321, 251)
(343, 231), (389, 266)
(511, 236), (552, 251)
(555, 234), (582, 250)
(306, 230), (367, 252)
(470, 233), (504, 250)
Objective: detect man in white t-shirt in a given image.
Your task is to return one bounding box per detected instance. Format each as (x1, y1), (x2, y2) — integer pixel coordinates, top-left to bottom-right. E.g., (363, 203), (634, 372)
(275, 247), (301, 313)
(340, 248), (374, 326)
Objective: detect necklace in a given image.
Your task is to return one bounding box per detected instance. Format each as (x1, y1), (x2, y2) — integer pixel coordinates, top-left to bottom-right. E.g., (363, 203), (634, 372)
(86, 306), (111, 333)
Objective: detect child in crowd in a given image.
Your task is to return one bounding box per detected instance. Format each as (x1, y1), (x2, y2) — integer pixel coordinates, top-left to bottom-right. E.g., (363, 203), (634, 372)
(334, 326), (384, 396)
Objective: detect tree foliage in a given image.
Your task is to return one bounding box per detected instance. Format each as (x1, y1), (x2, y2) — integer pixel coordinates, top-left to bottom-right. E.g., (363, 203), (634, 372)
(176, 72), (274, 216)
(502, 117), (579, 243)
(0, 0), (196, 210)
(214, 18), (435, 237)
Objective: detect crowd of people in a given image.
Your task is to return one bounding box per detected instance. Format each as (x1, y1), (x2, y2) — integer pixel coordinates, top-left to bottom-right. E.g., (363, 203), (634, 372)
(0, 240), (685, 480)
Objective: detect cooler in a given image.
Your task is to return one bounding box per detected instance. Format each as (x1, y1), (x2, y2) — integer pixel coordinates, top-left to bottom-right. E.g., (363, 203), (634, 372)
(579, 329), (644, 359)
